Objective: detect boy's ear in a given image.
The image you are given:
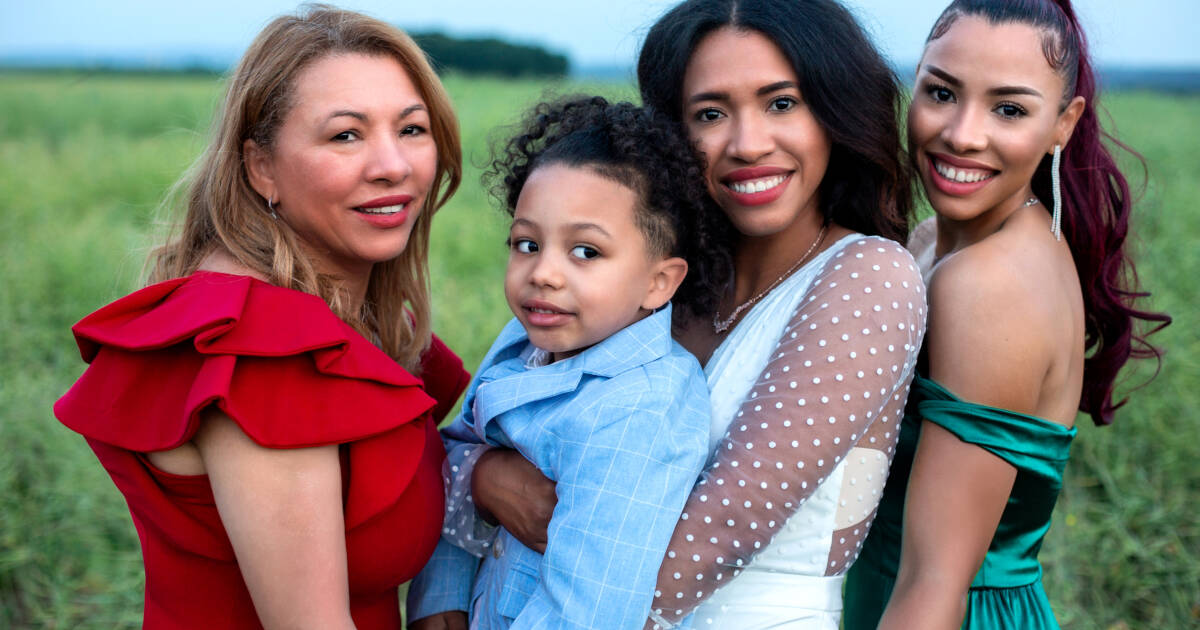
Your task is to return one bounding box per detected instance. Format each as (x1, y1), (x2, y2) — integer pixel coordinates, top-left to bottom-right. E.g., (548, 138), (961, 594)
(641, 256), (688, 311)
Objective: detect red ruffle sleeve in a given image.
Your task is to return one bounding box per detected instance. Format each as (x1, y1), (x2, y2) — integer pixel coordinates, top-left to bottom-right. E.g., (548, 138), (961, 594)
(57, 270), (440, 450)
(53, 271), (469, 629)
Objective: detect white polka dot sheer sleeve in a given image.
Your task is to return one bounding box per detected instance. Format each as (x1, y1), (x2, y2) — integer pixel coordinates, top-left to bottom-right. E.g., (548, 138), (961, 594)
(441, 440), (499, 556)
(648, 239), (926, 627)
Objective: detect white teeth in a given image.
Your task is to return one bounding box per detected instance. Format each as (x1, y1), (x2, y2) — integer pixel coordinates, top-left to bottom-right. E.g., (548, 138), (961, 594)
(531, 308), (556, 314)
(933, 160), (993, 184)
(730, 175), (786, 194)
(358, 203), (405, 214)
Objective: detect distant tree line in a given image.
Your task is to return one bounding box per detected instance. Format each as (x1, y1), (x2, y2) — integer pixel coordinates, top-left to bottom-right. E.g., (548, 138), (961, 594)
(410, 31), (569, 78)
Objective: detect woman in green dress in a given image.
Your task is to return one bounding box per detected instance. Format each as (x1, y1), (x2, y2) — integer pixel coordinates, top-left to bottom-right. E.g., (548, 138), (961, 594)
(843, 1), (1169, 628)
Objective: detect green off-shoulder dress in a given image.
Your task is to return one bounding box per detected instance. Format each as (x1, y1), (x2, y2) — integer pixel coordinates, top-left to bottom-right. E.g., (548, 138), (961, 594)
(843, 375), (1076, 629)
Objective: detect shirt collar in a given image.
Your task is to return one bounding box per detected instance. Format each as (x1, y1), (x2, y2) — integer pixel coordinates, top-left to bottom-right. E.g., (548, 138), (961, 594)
(492, 303), (678, 379)
(520, 344), (552, 369)
(554, 303), (676, 378)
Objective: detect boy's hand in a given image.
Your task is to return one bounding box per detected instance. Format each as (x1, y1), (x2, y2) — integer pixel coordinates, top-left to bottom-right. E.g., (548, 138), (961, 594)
(473, 448), (556, 553)
(409, 611), (468, 630)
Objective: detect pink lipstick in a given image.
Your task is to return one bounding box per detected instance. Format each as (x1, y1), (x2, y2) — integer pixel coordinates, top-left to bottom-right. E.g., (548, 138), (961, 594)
(925, 153), (997, 196)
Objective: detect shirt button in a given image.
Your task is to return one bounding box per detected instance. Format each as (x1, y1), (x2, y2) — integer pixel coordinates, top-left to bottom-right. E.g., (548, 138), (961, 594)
(493, 538), (503, 558)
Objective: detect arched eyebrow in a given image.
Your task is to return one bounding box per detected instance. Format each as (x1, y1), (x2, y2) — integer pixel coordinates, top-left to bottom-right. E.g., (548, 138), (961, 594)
(326, 103), (428, 123)
(755, 80), (798, 96)
(328, 110), (367, 122)
(924, 64), (1043, 98)
(688, 80), (800, 105)
(397, 104), (428, 119)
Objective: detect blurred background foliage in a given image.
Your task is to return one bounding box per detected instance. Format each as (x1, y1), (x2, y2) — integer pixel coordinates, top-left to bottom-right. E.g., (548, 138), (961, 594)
(413, 32), (569, 78)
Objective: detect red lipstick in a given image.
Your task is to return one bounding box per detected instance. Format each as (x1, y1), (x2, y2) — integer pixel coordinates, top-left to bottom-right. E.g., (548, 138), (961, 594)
(358, 194), (413, 209)
(721, 166), (793, 206)
(354, 194), (413, 228)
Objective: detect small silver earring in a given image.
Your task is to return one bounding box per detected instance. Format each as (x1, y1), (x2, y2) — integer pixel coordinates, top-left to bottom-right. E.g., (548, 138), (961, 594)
(267, 196), (279, 220)
(1050, 144), (1062, 241)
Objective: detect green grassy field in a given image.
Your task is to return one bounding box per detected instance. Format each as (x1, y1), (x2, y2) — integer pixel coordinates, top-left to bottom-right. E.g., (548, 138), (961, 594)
(1, 72), (1195, 628)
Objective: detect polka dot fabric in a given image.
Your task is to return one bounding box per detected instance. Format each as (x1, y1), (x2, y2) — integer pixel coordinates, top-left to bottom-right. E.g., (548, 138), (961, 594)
(442, 442), (498, 556)
(649, 238), (925, 626)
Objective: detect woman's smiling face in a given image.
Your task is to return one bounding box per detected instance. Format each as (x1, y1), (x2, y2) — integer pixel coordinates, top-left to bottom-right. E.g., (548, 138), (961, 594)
(245, 52), (439, 281)
(909, 15), (1083, 224)
(680, 27), (831, 240)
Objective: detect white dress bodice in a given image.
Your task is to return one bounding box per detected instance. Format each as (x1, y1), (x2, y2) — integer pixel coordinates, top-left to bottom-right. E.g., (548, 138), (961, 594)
(651, 235), (926, 629)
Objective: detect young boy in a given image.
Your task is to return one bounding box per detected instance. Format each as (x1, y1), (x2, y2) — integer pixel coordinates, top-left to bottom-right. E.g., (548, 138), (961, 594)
(406, 97), (731, 629)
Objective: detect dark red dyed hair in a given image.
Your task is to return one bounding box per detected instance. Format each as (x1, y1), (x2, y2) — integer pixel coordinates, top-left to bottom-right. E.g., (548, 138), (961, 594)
(928, 0), (1170, 425)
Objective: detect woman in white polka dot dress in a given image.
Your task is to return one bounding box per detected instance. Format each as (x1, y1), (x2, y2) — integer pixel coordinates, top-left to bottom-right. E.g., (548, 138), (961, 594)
(450, 1), (927, 628)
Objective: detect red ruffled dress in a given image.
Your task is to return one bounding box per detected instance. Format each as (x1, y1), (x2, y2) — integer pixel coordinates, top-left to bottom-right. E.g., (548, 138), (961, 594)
(54, 271), (469, 629)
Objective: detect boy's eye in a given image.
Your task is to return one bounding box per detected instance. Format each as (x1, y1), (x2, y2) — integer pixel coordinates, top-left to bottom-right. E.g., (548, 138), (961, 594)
(570, 245), (599, 260)
(513, 239), (538, 254)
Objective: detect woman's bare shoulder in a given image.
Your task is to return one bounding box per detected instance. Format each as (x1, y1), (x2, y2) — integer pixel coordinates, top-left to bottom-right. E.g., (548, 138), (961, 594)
(930, 214), (1067, 305)
(924, 229), (1063, 414)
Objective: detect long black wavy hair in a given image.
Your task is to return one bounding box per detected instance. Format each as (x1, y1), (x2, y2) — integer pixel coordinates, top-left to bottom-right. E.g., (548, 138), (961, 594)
(487, 95), (734, 320)
(637, 0), (913, 243)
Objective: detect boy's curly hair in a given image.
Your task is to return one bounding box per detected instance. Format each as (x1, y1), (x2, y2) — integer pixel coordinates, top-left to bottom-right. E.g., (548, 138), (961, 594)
(487, 95), (733, 320)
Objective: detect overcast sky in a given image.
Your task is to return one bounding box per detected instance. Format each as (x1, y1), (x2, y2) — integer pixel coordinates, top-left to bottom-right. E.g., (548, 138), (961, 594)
(3, 0), (1198, 69)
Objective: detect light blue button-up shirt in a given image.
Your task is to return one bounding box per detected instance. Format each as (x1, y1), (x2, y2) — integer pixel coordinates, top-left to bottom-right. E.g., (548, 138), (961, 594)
(407, 305), (709, 629)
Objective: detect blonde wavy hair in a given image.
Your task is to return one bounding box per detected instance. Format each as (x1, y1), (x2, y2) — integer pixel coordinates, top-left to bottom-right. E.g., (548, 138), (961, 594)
(149, 5), (462, 373)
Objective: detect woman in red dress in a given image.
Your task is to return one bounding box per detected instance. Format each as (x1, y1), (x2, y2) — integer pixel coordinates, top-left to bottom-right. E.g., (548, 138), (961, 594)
(53, 7), (468, 629)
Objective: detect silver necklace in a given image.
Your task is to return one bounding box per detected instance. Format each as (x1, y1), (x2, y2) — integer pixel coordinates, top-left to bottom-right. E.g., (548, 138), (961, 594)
(928, 196), (1041, 270)
(712, 224), (829, 334)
